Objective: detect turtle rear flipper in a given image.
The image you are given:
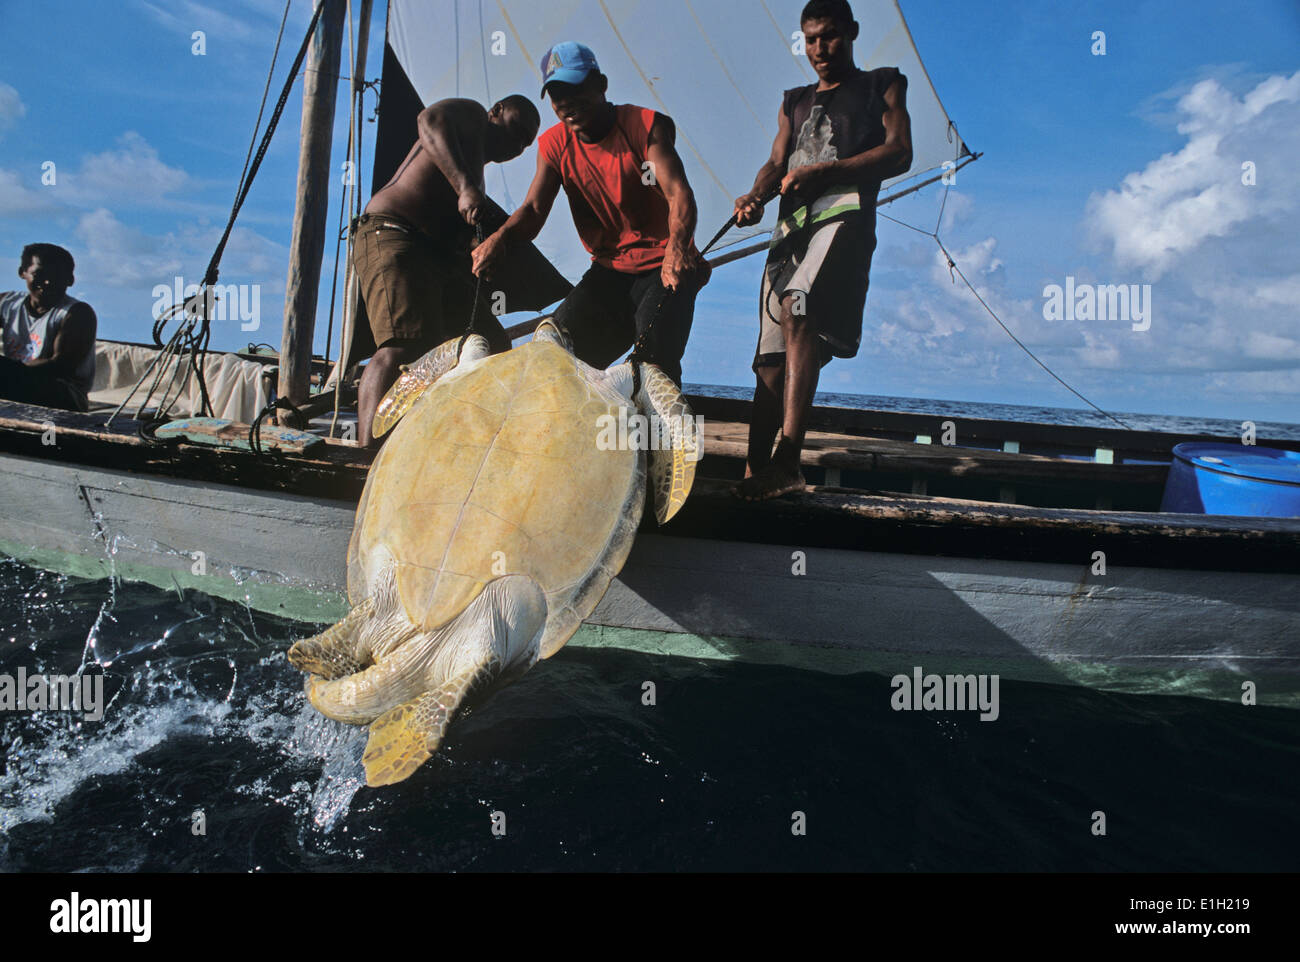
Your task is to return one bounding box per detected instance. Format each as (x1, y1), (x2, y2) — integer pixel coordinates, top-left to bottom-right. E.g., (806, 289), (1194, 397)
(310, 576), (548, 785)
(372, 334), (491, 439)
(635, 363), (699, 524)
(362, 575), (549, 785)
(362, 670), (480, 786)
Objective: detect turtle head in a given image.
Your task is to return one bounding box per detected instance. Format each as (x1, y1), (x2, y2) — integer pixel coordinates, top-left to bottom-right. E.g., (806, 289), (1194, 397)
(532, 317), (573, 353)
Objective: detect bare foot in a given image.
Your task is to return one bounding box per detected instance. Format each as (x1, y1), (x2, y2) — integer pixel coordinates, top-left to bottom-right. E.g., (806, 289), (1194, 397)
(732, 460), (806, 501)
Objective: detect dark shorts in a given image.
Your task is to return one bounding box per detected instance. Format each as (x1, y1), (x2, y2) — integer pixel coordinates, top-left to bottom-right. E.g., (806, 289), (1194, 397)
(352, 212), (508, 353)
(0, 356), (88, 411)
(552, 262), (705, 386)
(755, 219), (876, 370)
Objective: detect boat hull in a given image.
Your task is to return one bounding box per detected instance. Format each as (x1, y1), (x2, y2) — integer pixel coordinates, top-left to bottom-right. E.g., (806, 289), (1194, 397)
(3, 453), (1296, 706)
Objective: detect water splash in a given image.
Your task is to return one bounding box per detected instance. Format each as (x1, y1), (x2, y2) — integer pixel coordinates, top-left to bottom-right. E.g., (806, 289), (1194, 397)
(287, 707), (368, 835)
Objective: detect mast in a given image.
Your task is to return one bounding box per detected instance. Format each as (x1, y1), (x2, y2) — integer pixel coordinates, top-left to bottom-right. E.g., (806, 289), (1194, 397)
(278, 0), (348, 408)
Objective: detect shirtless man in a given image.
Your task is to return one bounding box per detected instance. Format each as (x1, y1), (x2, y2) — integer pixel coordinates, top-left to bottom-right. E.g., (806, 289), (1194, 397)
(354, 95), (539, 447)
(732, 0), (912, 499)
(0, 243), (97, 412)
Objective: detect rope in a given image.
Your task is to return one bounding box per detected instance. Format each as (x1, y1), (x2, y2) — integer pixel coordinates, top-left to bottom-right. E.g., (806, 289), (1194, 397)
(234, 0), (292, 212)
(458, 223), (487, 356)
(249, 397), (309, 457)
(329, 0), (366, 441)
(323, 0), (358, 372)
(120, 0), (327, 432)
(479, 0), (515, 208)
(203, 0), (326, 296)
(877, 178), (1134, 431)
(623, 203), (743, 394)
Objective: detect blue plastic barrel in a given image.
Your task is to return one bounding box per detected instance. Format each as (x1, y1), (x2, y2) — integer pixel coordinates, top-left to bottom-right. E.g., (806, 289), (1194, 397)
(1160, 443), (1300, 517)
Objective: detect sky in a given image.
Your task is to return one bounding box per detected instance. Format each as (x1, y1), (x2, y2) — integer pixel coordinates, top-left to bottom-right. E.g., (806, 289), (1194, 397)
(0, 0), (1298, 423)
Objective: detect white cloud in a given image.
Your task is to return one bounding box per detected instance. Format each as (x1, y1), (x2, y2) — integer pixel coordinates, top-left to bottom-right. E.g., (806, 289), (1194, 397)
(62, 132), (191, 208)
(72, 208), (285, 292)
(0, 168), (58, 217)
(135, 0), (263, 43)
(1086, 71), (1300, 280)
(73, 208), (188, 288)
(0, 83), (24, 136)
(66, 207), (289, 351)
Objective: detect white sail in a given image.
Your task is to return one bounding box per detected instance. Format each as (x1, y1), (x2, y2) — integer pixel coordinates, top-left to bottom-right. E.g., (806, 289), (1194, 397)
(387, 0), (969, 279)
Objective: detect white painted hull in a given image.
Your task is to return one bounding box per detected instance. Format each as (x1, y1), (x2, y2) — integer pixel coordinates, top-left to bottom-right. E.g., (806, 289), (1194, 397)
(1, 453), (1296, 704)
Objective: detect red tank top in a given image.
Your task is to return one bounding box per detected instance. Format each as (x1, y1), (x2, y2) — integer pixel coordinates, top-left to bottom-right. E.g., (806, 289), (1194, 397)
(538, 105), (681, 273)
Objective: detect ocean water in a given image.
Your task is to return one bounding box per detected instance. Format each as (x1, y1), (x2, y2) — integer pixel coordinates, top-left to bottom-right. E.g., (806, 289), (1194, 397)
(2, 556), (1296, 872)
(687, 384), (1300, 442)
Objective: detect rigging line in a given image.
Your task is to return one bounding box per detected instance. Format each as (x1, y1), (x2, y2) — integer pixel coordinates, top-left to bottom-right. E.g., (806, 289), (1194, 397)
(940, 239), (1133, 431)
(113, 0), (326, 428)
(875, 205), (1132, 430)
(595, 0), (735, 204)
(326, 0), (359, 373)
(205, 0), (326, 286)
(759, 0), (813, 82)
(479, 0), (515, 209)
(236, 0), (292, 206)
(682, 0), (766, 131)
(330, 0), (363, 438)
(889, 0), (967, 156)
(492, 0), (535, 77)
(454, 0), (461, 98)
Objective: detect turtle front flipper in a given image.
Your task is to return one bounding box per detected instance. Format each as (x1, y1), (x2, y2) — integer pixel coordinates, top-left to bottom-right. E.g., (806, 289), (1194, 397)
(362, 666), (487, 787)
(372, 334), (492, 439)
(287, 597), (375, 679)
(635, 363), (700, 524)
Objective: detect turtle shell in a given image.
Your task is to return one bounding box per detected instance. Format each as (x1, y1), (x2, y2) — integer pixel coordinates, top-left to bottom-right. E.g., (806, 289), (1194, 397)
(347, 340), (643, 654)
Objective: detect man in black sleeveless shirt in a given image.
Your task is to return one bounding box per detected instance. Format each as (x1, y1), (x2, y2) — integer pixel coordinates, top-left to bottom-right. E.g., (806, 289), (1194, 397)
(732, 0), (912, 500)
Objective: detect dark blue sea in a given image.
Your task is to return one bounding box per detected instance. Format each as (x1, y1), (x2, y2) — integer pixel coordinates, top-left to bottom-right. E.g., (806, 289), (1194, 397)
(1, 553), (1297, 872)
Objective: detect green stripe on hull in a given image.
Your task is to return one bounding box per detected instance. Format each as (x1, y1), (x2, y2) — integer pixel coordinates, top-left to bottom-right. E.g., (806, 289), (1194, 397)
(0, 538), (349, 625)
(4, 543), (1296, 709)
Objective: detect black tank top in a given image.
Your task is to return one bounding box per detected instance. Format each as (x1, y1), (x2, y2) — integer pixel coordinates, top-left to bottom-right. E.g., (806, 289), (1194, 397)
(776, 66), (905, 237)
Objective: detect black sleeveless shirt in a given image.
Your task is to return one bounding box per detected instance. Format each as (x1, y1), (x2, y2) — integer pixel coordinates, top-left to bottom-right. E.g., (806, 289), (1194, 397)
(776, 66), (905, 240)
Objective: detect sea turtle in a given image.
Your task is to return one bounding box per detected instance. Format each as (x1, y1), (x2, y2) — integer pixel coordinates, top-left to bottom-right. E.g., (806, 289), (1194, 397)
(287, 321), (698, 786)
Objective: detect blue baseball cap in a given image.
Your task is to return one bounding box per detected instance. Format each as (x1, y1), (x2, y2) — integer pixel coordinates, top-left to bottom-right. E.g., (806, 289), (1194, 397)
(540, 41), (599, 97)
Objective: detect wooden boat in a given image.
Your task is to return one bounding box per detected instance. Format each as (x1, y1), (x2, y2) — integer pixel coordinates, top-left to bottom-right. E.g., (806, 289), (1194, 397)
(3, 379), (1297, 706)
(2, 1), (1296, 706)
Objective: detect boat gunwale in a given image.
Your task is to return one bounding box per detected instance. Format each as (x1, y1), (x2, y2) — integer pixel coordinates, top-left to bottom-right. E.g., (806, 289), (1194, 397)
(1, 399), (1297, 577)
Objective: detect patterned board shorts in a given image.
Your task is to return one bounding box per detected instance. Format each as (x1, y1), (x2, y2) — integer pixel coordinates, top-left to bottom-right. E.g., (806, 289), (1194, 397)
(351, 212), (505, 351)
(755, 218), (876, 370)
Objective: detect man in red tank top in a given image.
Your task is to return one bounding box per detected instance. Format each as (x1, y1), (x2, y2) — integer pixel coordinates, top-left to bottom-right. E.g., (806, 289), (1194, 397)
(472, 42), (709, 385)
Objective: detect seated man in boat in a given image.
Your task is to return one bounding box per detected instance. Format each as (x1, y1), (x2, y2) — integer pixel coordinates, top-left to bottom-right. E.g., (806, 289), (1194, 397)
(732, 0), (912, 500)
(471, 42), (709, 387)
(355, 94), (541, 447)
(0, 243), (97, 412)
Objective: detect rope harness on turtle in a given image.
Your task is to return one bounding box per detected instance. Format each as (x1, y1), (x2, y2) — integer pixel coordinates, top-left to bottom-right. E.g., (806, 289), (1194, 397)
(458, 222), (487, 358)
(621, 206), (740, 398)
(626, 287), (669, 398)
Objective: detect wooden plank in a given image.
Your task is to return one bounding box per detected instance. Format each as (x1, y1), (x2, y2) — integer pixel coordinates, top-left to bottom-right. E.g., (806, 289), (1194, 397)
(154, 417), (324, 454)
(663, 479), (1300, 573)
(687, 394), (1300, 460)
(700, 421), (1169, 485)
